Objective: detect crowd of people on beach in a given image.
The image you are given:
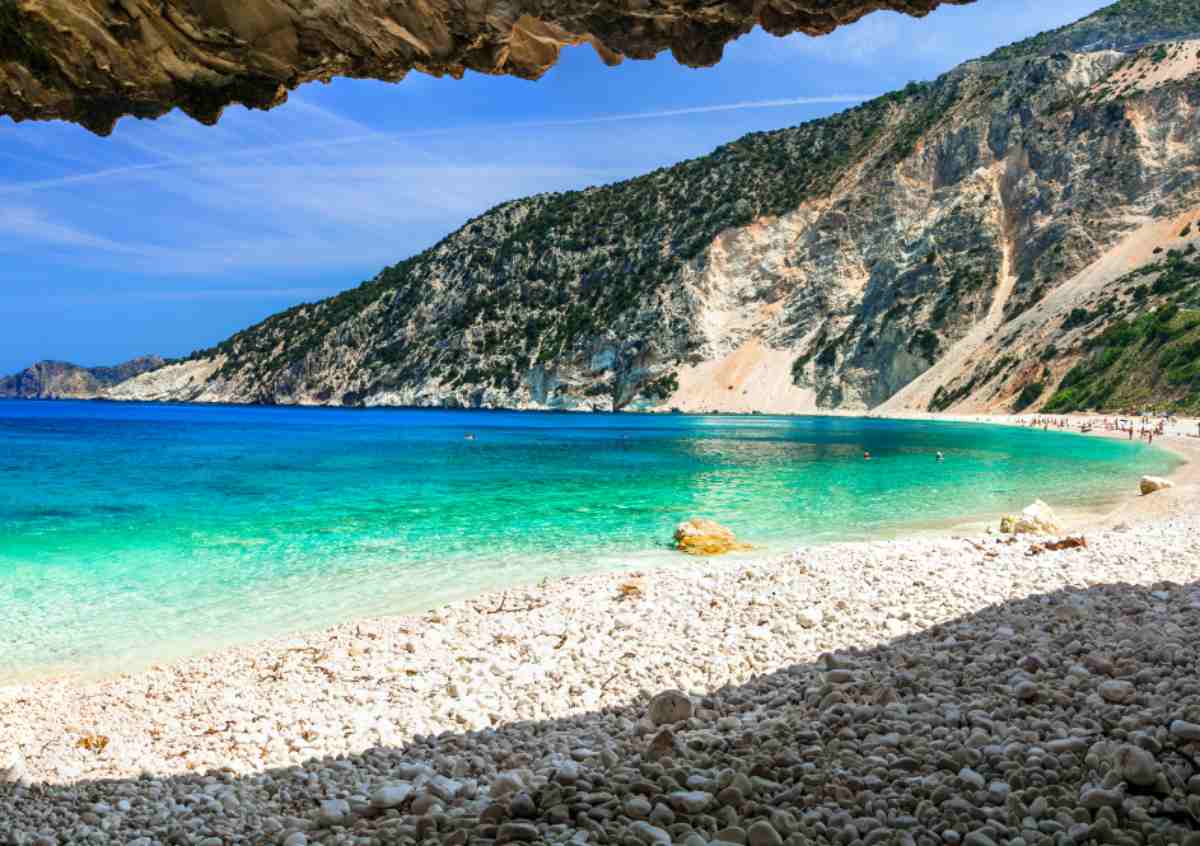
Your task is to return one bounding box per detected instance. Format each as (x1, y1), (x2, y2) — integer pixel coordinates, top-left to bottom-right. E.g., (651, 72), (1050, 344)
(1017, 413), (1178, 444)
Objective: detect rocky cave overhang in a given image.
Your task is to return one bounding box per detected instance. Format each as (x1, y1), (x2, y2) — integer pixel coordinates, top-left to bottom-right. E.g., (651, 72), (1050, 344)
(1, 0), (973, 135)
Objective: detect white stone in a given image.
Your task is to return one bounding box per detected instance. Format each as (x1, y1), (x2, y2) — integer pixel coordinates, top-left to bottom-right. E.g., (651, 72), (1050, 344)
(370, 784), (412, 809)
(797, 607), (824, 628)
(1140, 476), (1174, 495)
(317, 798), (351, 827)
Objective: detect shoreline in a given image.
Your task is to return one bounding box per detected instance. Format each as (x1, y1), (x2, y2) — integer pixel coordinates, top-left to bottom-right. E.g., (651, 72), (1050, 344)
(893, 411), (1199, 533)
(0, 410), (1189, 687)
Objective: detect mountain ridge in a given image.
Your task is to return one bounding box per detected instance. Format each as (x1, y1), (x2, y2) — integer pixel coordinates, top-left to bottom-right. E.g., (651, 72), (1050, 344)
(85, 0), (1200, 415)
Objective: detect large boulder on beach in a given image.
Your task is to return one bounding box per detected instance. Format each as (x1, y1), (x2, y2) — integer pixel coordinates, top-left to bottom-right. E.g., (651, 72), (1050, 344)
(673, 518), (749, 555)
(1140, 476), (1175, 495)
(1000, 500), (1062, 535)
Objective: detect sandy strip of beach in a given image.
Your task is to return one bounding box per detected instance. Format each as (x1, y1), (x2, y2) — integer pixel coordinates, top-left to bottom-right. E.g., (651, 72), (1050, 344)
(2, 414), (1200, 845)
(894, 412), (1200, 531)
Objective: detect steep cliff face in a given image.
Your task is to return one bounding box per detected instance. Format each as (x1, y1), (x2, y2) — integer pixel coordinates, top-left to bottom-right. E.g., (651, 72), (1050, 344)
(0, 0), (968, 135)
(109, 1), (1200, 415)
(0, 356), (163, 399)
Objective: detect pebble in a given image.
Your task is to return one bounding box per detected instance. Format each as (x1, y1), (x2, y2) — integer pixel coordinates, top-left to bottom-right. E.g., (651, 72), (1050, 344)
(370, 783), (412, 809)
(1099, 680), (1136, 704)
(625, 796), (652, 819)
(1172, 720), (1200, 741)
(648, 689), (693, 725)
(629, 821), (672, 845)
(1117, 744), (1159, 786)
(317, 798), (350, 827)
(747, 820), (784, 846)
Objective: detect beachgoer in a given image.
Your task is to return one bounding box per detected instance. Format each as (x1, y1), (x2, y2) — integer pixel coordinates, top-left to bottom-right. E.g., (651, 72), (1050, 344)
(864, 450), (871, 460)
(936, 451), (944, 462)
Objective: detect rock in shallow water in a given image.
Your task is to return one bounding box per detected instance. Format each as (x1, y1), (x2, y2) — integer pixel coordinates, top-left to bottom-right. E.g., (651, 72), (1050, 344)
(673, 518), (750, 555)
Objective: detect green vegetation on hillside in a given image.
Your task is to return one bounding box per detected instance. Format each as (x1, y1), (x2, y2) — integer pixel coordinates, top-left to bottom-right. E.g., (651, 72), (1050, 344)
(192, 79), (957, 402)
(1044, 250), (1200, 413)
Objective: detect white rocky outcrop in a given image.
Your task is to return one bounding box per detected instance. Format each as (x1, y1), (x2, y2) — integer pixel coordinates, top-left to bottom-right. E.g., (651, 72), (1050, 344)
(999, 499), (1063, 535)
(1140, 475), (1175, 495)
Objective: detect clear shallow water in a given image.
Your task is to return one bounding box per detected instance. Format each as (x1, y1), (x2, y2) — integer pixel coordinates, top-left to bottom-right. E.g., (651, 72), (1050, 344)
(0, 400), (1179, 679)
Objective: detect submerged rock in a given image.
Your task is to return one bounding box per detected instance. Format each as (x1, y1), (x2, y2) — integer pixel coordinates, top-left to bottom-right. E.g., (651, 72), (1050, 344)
(674, 518), (750, 555)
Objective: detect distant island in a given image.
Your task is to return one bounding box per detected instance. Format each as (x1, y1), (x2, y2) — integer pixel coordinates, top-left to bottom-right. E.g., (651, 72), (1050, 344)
(0, 356), (164, 400)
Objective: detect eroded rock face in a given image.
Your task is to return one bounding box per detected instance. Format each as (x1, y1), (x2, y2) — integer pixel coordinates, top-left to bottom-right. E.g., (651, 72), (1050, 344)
(0, 0), (970, 135)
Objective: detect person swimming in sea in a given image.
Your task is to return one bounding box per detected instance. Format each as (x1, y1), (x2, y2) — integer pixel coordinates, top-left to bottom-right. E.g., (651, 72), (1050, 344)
(863, 450), (871, 460)
(936, 451), (944, 462)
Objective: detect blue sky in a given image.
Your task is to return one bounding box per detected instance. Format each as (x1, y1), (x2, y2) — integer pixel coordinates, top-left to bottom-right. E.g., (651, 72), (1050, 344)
(0, 0), (1109, 374)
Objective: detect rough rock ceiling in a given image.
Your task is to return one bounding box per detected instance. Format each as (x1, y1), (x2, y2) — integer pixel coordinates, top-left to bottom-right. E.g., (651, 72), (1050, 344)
(0, 0), (973, 135)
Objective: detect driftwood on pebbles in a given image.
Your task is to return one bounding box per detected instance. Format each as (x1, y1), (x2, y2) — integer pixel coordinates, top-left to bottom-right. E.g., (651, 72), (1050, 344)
(3, 514), (1200, 845)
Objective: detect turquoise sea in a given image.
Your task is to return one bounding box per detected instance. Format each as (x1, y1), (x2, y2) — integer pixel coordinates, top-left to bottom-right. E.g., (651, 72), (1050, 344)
(0, 400), (1179, 680)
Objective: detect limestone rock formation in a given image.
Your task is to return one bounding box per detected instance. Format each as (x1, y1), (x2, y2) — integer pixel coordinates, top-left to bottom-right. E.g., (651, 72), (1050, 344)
(673, 518), (748, 555)
(77, 2), (1200, 417)
(0, 0), (970, 135)
(0, 356), (164, 399)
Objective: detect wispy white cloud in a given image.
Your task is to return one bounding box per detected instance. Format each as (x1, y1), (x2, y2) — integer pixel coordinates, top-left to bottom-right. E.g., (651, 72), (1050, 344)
(0, 93), (876, 277)
(0, 206), (152, 255)
(0, 96), (871, 196)
(771, 1), (1111, 67)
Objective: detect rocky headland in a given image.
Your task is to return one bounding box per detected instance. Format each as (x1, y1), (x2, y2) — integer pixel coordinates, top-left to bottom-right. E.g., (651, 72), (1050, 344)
(0, 356), (163, 400)
(2, 420), (1198, 845)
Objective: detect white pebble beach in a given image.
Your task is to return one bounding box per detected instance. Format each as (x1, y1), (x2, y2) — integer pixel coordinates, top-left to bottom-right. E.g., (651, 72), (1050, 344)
(3, 415), (1199, 846)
